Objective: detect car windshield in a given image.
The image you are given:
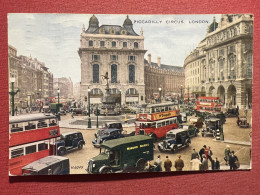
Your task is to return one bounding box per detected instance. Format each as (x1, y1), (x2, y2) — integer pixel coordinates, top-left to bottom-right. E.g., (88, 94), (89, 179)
(100, 147), (110, 155)
(166, 134), (175, 139)
(99, 130), (109, 136)
(183, 125), (189, 130)
(22, 169), (37, 175)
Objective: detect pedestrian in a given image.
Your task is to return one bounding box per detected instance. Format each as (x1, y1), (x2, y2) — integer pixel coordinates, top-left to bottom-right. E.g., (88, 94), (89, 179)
(154, 155), (162, 172)
(208, 146), (213, 167)
(190, 155), (201, 171)
(224, 145), (231, 165)
(201, 154), (208, 171)
(204, 145), (209, 159)
(15, 106), (18, 115)
(174, 154), (184, 171)
(124, 114), (128, 124)
(71, 111), (74, 118)
(229, 151), (239, 170)
(164, 156), (172, 172)
(215, 157), (220, 170)
(199, 145), (206, 162)
(191, 148), (198, 160)
(145, 161), (154, 172)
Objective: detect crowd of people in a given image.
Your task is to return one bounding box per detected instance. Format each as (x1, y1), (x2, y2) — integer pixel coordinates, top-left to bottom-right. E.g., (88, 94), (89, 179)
(145, 144), (240, 172)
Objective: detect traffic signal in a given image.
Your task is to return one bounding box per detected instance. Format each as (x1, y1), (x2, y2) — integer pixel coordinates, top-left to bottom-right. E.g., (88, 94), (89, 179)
(85, 96), (87, 101)
(97, 109), (100, 115)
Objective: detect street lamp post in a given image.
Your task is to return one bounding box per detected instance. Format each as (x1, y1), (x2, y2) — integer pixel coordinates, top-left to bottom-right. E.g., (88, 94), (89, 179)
(187, 85), (190, 104)
(158, 87), (162, 103)
(88, 87), (91, 128)
(9, 77), (19, 116)
(57, 88), (60, 120)
(39, 89), (42, 113)
(180, 85), (183, 104)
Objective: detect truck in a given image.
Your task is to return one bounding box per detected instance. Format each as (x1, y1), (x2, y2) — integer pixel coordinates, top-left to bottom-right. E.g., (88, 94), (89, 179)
(87, 135), (154, 174)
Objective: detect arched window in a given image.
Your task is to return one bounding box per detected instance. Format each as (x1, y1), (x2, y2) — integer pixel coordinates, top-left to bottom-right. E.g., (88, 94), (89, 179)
(134, 42), (139, 48)
(210, 60), (215, 79)
(93, 64), (99, 83)
(219, 58), (224, 80)
(246, 53), (253, 78)
(129, 65), (135, 83)
(234, 28), (237, 36)
(112, 41), (116, 47)
(123, 42), (127, 48)
(89, 40), (93, 47)
(111, 64), (117, 83)
(229, 55), (236, 78)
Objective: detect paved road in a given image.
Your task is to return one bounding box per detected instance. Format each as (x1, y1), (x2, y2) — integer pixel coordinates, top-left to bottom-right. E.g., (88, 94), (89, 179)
(58, 111), (252, 174)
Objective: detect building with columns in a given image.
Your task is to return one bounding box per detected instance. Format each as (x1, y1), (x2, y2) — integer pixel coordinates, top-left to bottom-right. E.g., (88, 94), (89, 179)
(144, 54), (185, 103)
(78, 15), (146, 105)
(184, 14), (253, 108)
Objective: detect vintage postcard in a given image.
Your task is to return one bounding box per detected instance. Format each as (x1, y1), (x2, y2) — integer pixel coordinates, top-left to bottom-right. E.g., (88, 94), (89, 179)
(8, 14), (253, 175)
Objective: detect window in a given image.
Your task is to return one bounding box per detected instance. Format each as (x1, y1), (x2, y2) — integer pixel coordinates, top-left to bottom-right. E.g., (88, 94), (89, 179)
(129, 65), (135, 83)
(100, 41), (105, 47)
(246, 53), (253, 78)
(89, 40), (93, 47)
(157, 123), (162, 128)
(128, 56), (135, 61)
(38, 143), (47, 151)
(93, 64), (99, 83)
(123, 42), (127, 48)
(219, 58), (224, 80)
(229, 55), (236, 78)
(111, 64), (117, 83)
(11, 148), (24, 159)
(112, 41), (116, 47)
(52, 162), (62, 175)
(110, 55), (118, 61)
(25, 145), (36, 155)
(92, 55), (100, 61)
(134, 42), (139, 48)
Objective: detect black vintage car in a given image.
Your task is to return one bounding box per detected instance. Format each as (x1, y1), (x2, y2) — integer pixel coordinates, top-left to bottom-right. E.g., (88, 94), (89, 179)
(237, 116), (250, 128)
(207, 112), (226, 125)
(158, 129), (191, 153)
(225, 108), (239, 117)
(56, 132), (85, 156)
(201, 118), (220, 137)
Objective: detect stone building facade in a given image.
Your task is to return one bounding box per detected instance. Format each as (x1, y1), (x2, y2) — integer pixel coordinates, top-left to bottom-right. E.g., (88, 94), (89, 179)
(144, 54), (185, 103)
(184, 14), (253, 108)
(78, 15), (146, 105)
(8, 45), (19, 111)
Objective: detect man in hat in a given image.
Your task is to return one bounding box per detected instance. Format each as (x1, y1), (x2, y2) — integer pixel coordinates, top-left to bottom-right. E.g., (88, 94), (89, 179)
(199, 145), (206, 162)
(191, 148), (198, 160)
(201, 154), (208, 171)
(174, 154), (184, 171)
(164, 156), (172, 172)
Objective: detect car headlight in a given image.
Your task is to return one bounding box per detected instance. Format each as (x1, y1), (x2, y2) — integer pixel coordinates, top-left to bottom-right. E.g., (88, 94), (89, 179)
(93, 164), (95, 168)
(168, 143), (171, 145)
(100, 139), (103, 142)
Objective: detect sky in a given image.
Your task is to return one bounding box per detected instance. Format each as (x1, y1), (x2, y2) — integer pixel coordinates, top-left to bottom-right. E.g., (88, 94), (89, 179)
(8, 14), (221, 83)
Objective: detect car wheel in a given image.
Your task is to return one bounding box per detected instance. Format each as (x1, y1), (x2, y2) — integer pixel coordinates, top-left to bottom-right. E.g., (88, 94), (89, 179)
(136, 158), (146, 171)
(58, 147), (67, 156)
(171, 146), (178, 153)
(100, 167), (112, 174)
(78, 142), (83, 150)
(185, 141), (190, 146)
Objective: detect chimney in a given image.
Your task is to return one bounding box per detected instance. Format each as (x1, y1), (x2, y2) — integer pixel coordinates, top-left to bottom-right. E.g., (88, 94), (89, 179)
(157, 57), (161, 67)
(147, 54), (151, 64)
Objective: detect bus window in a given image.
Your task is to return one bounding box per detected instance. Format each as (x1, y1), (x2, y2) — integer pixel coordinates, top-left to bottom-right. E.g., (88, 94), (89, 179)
(37, 120), (48, 128)
(11, 148), (24, 159)
(161, 107), (165, 112)
(151, 123), (156, 128)
(25, 122), (36, 130)
(151, 108), (155, 113)
(38, 142), (48, 151)
(162, 121), (166, 126)
(165, 106), (169, 111)
(157, 123), (162, 128)
(170, 119), (174, 124)
(25, 145), (37, 155)
(166, 120), (170, 126)
(49, 119), (57, 126)
(11, 123), (24, 133)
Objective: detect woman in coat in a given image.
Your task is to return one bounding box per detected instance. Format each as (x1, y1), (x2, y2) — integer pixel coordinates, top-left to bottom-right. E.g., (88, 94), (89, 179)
(224, 145), (231, 165)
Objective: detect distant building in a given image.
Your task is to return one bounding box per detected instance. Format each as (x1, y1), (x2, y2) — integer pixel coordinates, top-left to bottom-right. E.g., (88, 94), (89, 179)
(184, 14), (253, 108)
(8, 45), (19, 112)
(53, 77), (73, 100)
(144, 54), (185, 103)
(73, 82), (81, 100)
(78, 15), (146, 105)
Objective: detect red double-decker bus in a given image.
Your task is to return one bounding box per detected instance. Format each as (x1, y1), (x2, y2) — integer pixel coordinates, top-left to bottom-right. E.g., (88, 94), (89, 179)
(196, 96), (223, 112)
(9, 113), (60, 176)
(135, 103), (179, 140)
